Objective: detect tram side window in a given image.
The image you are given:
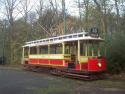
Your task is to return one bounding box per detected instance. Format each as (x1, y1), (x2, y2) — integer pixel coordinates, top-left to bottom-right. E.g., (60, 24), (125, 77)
(87, 41), (100, 56)
(88, 42), (93, 56)
(65, 45), (70, 54)
(84, 41), (100, 56)
(79, 41), (101, 56)
(24, 47), (29, 57)
(30, 47), (37, 54)
(40, 46), (48, 54)
(80, 42), (86, 56)
(56, 45), (62, 54)
(50, 44), (62, 54)
(83, 41), (94, 56)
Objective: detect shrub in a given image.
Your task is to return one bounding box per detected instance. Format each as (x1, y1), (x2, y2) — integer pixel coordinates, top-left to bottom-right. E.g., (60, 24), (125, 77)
(105, 32), (125, 73)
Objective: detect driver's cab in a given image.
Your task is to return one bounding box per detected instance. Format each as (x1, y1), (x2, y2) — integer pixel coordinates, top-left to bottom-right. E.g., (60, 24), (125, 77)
(64, 27), (104, 69)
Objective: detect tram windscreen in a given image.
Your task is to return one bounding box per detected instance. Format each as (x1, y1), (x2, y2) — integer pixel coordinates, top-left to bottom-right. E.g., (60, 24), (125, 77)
(80, 41), (102, 56)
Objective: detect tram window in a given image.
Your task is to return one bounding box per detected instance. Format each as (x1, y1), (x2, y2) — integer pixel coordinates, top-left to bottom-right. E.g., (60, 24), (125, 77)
(65, 45), (70, 54)
(63, 36), (67, 39)
(82, 41), (100, 56)
(88, 43), (92, 56)
(80, 43), (82, 55)
(40, 46), (48, 54)
(59, 37), (62, 40)
(54, 38), (58, 40)
(50, 39), (53, 41)
(50, 44), (62, 54)
(24, 47), (29, 57)
(50, 45), (55, 54)
(73, 35), (77, 38)
(78, 34), (83, 37)
(30, 47), (37, 54)
(69, 36), (72, 38)
(56, 45), (62, 54)
(80, 43), (85, 56)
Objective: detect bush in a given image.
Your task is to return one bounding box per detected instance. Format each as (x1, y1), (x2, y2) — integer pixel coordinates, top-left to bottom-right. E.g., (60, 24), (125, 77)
(105, 32), (125, 73)
(0, 56), (6, 64)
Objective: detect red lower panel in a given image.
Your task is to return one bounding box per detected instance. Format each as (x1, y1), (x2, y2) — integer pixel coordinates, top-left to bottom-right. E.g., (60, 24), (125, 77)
(39, 59), (49, 64)
(75, 63), (88, 71)
(29, 58), (66, 66)
(29, 59), (39, 64)
(76, 64), (81, 70)
(75, 58), (106, 72)
(81, 63), (88, 70)
(88, 57), (106, 72)
(50, 60), (63, 65)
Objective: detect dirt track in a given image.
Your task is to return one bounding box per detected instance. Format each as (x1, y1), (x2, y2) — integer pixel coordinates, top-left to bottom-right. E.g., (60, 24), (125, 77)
(0, 66), (125, 94)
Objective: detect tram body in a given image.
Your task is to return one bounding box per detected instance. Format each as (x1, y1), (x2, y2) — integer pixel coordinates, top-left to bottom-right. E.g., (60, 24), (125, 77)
(22, 31), (106, 77)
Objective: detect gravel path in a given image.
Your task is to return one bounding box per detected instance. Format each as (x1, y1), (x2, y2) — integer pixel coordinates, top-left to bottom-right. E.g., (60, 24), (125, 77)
(0, 66), (125, 94)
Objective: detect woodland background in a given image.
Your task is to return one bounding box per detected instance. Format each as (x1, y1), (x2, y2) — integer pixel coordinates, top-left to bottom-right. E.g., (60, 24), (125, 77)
(0, 0), (125, 73)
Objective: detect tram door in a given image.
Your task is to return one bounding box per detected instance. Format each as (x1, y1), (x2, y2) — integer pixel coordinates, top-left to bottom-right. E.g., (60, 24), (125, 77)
(71, 43), (78, 62)
(65, 42), (78, 68)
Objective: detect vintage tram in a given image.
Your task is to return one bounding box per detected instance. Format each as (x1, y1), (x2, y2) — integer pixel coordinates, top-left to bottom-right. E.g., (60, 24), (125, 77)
(22, 30), (106, 79)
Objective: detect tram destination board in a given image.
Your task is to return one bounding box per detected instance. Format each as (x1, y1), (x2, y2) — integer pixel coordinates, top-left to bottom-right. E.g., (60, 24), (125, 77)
(88, 27), (99, 38)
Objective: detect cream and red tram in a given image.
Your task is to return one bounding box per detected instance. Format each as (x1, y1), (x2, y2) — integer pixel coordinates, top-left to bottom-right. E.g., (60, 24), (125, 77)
(22, 30), (106, 79)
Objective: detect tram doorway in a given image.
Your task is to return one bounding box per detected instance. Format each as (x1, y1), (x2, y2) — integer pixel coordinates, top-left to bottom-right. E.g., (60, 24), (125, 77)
(65, 41), (78, 68)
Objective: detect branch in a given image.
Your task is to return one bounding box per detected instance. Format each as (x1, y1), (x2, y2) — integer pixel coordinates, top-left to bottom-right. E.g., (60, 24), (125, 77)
(93, 0), (101, 11)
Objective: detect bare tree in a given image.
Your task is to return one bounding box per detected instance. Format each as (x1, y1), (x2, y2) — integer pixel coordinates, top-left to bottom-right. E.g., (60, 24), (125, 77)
(35, 0), (52, 37)
(93, 0), (107, 36)
(4, 0), (20, 26)
(35, 0), (64, 37)
(17, 0), (34, 23)
(83, 0), (90, 31)
(114, 0), (120, 32)
(3, 0), (21, 63)
(36, 0), (44, 16)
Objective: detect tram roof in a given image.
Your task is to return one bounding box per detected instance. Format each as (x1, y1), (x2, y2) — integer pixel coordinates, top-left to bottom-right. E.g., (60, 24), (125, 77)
(23, 32), (104, 47)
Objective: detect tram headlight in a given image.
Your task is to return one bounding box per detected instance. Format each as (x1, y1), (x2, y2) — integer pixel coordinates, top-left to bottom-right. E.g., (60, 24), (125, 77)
(98, 63), (102, 67)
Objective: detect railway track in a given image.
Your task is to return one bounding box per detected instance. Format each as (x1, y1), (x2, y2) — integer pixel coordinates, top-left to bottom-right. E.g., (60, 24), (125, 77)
(23, 65), (105, 80)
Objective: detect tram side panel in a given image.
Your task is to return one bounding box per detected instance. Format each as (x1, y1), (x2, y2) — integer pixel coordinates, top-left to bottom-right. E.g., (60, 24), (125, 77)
(26, 54), (70, 67)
